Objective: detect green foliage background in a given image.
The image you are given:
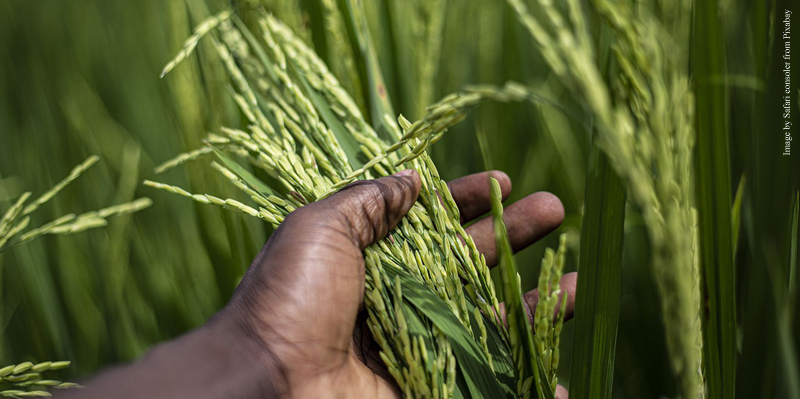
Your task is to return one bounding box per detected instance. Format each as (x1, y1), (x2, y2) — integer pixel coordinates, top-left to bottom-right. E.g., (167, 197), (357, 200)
(0, 0), (797, 397)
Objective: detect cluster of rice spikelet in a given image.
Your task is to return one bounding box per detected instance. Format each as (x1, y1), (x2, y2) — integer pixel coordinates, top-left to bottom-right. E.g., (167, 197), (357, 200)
(0, 361), (77, 398)
(533, 234), (568, 393)
(506, 0), (702, 397)
(0, 156), (152, 253)
(152, 9), (566, 398)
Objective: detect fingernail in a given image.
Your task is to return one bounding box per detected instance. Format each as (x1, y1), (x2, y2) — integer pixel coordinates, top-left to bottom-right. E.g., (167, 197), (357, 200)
(395, 169), (415, 177)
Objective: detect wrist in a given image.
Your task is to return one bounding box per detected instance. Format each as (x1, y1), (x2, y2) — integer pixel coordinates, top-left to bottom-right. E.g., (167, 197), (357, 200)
(203, 307), (287, 398)
(55, 311), (286, 399)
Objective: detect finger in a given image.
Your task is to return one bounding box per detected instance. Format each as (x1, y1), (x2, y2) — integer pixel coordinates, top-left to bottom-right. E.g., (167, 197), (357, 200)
(465, 191), (564, 267)
(497, 272), (578, 324)
(313, 169), (422, 249)
(521, 272), (577, 322)
(447, 170), (512, 223)
(556, 385), (569, 399)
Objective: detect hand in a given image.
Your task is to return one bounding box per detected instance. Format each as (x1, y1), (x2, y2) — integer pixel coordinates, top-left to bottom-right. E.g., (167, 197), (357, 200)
(224, 169), (574, 398)
(59, 170), (574, 399)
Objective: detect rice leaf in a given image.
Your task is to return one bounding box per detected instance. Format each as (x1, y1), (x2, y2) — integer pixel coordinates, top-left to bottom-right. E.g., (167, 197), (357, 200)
(789, 191), (799, 296)
(758, 191), (800, 399)
(466, 296), (517, 396)
(693, 0), (736, 395)
(318, 0), (366, 113)
(777, 191), (800, 399)
(382, 265), (512, 398)
(568, 147), (626, 399)
(341, 0), (398, 141)
(211, 146), (278, 197)
(399, 294), (441, 392)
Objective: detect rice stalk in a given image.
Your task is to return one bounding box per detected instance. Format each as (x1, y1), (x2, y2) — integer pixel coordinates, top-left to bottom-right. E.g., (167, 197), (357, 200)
(154, 9), (567, 398)
(506, 0), (702, 397)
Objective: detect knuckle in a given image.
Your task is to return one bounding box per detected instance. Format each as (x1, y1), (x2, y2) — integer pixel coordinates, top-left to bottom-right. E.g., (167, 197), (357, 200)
(343, 181), (391, 246)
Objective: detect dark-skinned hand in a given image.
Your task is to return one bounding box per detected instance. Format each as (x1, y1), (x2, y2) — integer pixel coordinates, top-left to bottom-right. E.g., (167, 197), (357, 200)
(58, 170), (574, 399)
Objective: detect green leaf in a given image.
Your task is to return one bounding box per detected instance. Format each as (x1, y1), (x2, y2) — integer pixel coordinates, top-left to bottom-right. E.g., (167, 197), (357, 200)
(211, 146), (278, 197)
(779, 192), (800, 399)
(731, 175), (746, 257)
(399, 293), (441, 387)
(381, 266), (514, 399)
(466, 296), (516, 396)
(489, 177), (554, 399)
(789, 191), (799, 296)
(568, 147), (626, 399)
(693, 0), (736, 396)
(341, 0), (398, 141)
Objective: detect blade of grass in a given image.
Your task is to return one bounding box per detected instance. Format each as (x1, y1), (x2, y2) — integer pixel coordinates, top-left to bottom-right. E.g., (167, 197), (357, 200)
(568, 146), (626, 399)
(693, 0), (736, 396)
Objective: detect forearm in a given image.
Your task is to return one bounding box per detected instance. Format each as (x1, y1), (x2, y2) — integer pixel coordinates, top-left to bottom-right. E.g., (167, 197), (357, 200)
(56, 312), (285, 399)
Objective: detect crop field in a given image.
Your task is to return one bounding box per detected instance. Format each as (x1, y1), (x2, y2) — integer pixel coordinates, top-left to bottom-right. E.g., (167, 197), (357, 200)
(0, 0), (798, 398)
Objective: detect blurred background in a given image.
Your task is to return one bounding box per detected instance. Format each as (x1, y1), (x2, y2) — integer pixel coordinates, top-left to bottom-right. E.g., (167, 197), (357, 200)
(0, 0), (796, 398)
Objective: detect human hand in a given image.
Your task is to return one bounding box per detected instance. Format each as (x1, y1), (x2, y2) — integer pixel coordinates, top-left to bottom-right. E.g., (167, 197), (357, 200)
(220, 169), (574, 398)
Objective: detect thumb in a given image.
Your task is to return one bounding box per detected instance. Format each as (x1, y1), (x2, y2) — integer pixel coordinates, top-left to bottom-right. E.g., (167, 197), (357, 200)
(315, 169), (421, 249)
(226, 170), (421, 390)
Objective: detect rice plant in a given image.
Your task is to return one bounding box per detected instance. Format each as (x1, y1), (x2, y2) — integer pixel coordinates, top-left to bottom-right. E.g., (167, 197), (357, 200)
(505, 0), (704, 397)
(147, 7), (577, 397)
(0, 157), (148, 396)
